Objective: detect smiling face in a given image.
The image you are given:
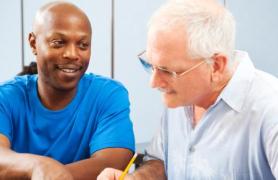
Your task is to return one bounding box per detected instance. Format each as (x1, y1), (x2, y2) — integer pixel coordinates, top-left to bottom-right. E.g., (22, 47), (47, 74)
(146, 26), (214, 108)
(29, 3), (91, 92)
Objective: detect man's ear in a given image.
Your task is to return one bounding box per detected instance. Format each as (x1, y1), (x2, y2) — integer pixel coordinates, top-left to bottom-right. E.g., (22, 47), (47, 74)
(210, 53), (228, 82)
(28, 32), (37, 55)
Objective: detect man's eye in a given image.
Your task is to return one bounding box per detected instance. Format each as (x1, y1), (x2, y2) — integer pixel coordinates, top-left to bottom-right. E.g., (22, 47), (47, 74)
(79, 42), (89, 50)
(50, 40), (64, 48)
(158, 68), (173, 76)
(161, 69), (173, 75)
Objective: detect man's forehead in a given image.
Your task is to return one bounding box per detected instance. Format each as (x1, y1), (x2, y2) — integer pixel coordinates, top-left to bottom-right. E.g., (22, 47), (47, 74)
(35, 6), (83, 24)
(38, 2), (81, 14)
(147, 27), (187, 53)
(33, 2), (91, 33)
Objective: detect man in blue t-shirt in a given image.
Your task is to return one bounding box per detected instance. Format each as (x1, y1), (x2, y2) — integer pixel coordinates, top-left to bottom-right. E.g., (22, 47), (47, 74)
(0, 1), (135, 180)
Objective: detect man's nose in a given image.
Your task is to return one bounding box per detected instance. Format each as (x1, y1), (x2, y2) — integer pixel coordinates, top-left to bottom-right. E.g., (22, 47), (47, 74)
(150, 69), (166, 89)
(63, 44), (79, 60)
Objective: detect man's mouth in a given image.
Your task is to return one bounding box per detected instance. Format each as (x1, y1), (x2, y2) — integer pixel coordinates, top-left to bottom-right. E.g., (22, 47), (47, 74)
(56, 64), (82, 73)
(158, 88), (175, 94)
(59, 68), (79, 73)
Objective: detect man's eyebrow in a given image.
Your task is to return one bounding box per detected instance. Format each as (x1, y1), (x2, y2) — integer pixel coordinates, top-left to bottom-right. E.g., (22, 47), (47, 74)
(47, 32), (90, 40)
(47, 32), (66, 37)
(79, 35), (91, 40)
(158, 65), (170, 70)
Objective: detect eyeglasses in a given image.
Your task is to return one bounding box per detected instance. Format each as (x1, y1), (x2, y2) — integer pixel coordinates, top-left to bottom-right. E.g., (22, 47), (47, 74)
(138, 50), (210, 79)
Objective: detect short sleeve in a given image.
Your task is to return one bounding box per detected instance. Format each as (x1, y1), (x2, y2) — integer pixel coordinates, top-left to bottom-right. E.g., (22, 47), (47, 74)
(0, 88), (13, 142)
(89, 83), (135, 154)
(262, 105), (278, 178)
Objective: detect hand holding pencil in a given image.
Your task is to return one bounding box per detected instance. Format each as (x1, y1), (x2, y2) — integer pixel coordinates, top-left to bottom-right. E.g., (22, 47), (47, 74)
(97, 153), (138, 180)
(119, 153), (138, 180)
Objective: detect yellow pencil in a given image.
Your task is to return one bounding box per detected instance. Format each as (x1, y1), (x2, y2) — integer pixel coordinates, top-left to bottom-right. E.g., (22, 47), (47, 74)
(119, 153), (138, 180)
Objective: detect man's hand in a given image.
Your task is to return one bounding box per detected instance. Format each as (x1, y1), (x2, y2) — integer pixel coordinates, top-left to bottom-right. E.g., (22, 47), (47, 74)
(97, 168), (134, 180)
(31, 156), (74, 180)
(98, 160), (166, 180)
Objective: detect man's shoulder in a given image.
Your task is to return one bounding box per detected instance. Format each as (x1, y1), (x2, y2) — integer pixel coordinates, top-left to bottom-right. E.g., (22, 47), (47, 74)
(251, 70), (278, 103)
(82, 73), (127, 92)
(254, 70), (278, 91)
(0, 75), (36, 94)
(0, 75), (36, 106)
(244, 70), (278, 125)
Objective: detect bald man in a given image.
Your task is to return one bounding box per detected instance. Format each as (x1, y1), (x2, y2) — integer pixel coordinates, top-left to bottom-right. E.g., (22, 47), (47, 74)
(98, 0), (278, 179)
(0, 2), (134, 180)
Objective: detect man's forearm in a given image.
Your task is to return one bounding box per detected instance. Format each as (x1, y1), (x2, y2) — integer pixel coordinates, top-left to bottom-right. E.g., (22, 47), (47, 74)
(66, 148), (133, 180)
(131, 160), (166, 180)
(0, 146), (74, 180)
(65, 155), (129, 180)
(0, 146), (34, 179)
(66, 157), (107, 180)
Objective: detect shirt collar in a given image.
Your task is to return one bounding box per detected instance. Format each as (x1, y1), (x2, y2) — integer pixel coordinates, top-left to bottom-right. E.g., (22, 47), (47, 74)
(216, 50), (255, 112)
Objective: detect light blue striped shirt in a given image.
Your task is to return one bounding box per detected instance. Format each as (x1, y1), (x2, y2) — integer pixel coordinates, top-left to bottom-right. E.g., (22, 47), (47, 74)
(145, 51), (278, 179)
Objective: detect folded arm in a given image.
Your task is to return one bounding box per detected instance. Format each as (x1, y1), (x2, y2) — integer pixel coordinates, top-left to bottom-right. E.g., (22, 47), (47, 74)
(66, 148), (133, 180)
(129, 159), (166, 180)
(0, 134), (73, 180)
(97, 159), (166, 180)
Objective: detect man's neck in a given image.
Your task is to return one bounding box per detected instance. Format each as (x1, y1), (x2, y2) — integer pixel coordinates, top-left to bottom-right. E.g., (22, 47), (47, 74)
(37, 80), (77, 111)
(193, 77), (230, 128)
(192, 105), (206, 128)
(193, 62), (239, 127)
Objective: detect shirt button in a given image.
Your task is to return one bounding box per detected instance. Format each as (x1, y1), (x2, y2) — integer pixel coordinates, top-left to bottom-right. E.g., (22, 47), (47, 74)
(189, 146), (195, 153)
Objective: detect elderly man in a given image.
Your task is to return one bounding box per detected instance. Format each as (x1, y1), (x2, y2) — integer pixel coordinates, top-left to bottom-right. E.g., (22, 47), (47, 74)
(98, 0), (278, 179)
(0, 1), (134, 180)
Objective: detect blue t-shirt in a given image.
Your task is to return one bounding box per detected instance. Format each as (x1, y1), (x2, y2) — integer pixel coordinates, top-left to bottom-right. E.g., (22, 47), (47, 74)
(0, 74), (135, 164)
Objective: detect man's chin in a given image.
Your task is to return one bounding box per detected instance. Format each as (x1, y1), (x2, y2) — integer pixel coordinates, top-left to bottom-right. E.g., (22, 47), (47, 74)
(53, 80), (79, 92)
(162, 97), (180, 108)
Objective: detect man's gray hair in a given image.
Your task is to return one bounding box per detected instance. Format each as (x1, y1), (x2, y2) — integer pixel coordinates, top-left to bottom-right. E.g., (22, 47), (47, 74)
(148, 0), (236, 66)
